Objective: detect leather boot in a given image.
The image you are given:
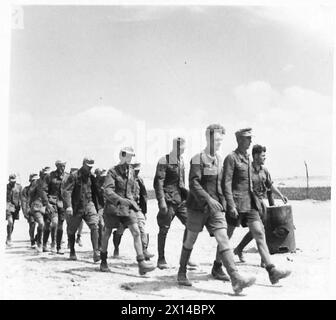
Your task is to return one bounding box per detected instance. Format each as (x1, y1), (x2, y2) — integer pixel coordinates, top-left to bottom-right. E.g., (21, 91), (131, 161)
(43, 229), (50, 252)
(211, 260), (230, 281)
(182, 229), (198, 269)
(141, 233), (154, 260)
(36, 228), (43, 252)
(220, 249), (256, 294)
(100, 251), (110, 272)
(177, 246), (193, 286)
(266, 264), (291, 284)
(90, 228), (100, 262)
(56, 229), (64, 254)
(233, 247), (246, 263)
(157, 232), (169, 269)
(50, 227), (56, 248)
(6, 225), (12, 246)
(68, 234), (77, 260)
(76, 234), (83, 247)
(137, 254), (156, 275)
(113, 231), (122, 257)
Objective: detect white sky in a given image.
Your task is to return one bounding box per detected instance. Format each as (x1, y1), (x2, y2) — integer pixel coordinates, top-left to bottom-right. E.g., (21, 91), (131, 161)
(6, 5), (335, 185)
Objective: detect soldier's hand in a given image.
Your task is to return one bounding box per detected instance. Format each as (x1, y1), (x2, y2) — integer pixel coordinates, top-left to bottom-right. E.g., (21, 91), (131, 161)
(158, 199), (168, 215)
(228, 208), (239, 219)
(66, 207), (73, 216)
(207, 198), (223, 213)
(282, 196), (288, 204)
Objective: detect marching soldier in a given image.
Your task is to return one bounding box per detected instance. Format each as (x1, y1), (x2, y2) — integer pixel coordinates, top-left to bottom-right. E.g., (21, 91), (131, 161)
(21, 173), (39, 248)
(177, 124), (256, 294)
(233, 144), (288, 265)
(153, 137), (196, 269)
(112, 163), (154, 260)
(99, 147), (155, 275)
(223, 128), (291, 285)
(62, 157), (103, 262)
(94, 168), (107, 250)
(28, 167), (51, 252)
(64, 168), (84, 249)
(6, 174), (22, 247)
(40, 160), (67, 254)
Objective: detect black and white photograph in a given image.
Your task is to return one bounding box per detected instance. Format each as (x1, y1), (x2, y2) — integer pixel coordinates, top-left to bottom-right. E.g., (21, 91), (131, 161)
(1, 1), (335, 301)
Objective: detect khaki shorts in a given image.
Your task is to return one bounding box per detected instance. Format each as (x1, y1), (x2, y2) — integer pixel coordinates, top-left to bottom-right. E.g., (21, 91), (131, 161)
(226, 209), (262, 228)
(104, 209), (138, 229)
(186, 207), (227, 236)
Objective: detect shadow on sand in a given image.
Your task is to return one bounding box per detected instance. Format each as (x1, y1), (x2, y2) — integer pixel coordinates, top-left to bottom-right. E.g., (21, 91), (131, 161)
(119, 273), (247, 298)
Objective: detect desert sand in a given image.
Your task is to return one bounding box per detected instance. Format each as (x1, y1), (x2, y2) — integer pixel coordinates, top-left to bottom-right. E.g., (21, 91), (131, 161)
(1, 199), (332, 300)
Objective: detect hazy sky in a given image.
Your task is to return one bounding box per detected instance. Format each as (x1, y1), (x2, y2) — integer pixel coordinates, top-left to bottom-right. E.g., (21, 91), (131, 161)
(8, 5), (334, 184)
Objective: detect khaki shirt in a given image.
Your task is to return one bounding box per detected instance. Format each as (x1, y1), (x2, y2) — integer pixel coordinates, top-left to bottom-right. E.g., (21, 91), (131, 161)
(222, 149), (253, 212)
(153, 153), (188, 205)
(186, 150), (226, 212)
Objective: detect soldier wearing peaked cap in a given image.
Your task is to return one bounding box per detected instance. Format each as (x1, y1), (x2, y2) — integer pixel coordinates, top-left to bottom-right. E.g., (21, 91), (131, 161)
(99, 147), (156, 275)
(21, 174), (39, 248)
(222, 128), (291, 285)
(62, 157), (103, 262)
(6, 174), (22, 247)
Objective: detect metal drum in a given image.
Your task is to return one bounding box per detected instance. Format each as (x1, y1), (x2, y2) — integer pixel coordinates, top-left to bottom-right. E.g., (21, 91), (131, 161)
(265, 204), (296, 254)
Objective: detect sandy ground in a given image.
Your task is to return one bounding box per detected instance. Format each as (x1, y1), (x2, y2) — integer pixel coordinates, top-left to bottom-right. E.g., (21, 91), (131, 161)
(0, 199), (332, 300)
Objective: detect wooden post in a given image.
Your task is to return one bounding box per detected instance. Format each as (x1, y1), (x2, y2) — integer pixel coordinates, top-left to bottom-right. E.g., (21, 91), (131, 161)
(304, 161), (309, 199)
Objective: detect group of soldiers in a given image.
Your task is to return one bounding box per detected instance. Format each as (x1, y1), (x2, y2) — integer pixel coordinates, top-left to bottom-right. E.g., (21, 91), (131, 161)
(6, 124), (291, 295)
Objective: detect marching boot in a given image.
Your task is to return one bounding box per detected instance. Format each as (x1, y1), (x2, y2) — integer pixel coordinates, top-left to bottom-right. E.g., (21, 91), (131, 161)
(68, 234), (77, 260)
(42, 229), (50, 252)
(100, 251), (110, 272)
(76, 234), (83, 247)
(112, 231), (122, 257)
(220, 249), (256, 294)
(29, 223), (36, 248)
(157, 232), (169, 269)
(266, 264), (291, 284)
(233, 247), (246, 263)
(182, 229), (198, 269)
(56, 229), (64, 254)
(90, 228), (100, 262)
(36, 228), (43, 252)
(177, 246), (193, 286)
(141, 233), (154, 260)
(6, 225), (12, 247)
(137, 254), (156, 275)
(50, 227), (56, 252)
(211, 260), (230, 281)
